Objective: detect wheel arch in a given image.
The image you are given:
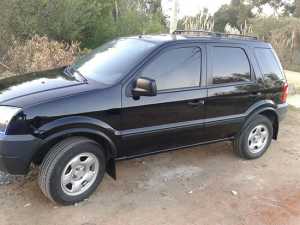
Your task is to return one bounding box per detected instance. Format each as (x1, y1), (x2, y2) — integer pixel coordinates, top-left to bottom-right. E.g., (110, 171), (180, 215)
(243, 104), (279, 140)
(32, 117), (120, 179)
(258, 109), (279, 140)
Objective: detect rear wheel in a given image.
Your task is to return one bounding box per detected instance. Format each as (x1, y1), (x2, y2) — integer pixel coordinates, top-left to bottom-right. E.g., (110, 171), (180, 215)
(234, 115), (273, 159)
(38, 137), (106, 205)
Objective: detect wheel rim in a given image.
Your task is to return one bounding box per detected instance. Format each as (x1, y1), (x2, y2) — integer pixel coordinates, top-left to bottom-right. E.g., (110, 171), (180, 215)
(61, 152), (99, 196)
(247, 124), (269, 154)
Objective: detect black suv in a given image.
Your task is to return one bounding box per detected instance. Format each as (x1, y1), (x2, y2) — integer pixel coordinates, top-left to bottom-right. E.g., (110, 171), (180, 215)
(0, 31), (288, 205)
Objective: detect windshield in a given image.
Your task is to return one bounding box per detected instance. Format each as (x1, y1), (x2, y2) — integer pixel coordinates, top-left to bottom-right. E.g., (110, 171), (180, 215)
(73, 38), (156, 85)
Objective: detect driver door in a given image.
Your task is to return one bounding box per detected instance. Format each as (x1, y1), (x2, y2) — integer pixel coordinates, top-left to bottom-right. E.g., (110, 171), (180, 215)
(118, 44), (207, 158)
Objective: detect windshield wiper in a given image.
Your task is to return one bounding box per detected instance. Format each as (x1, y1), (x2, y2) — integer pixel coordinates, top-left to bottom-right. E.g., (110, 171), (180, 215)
(64, 65), (87, 83)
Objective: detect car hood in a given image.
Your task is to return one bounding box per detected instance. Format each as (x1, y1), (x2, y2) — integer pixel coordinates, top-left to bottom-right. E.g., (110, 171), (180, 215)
(0, 67), (84, 105)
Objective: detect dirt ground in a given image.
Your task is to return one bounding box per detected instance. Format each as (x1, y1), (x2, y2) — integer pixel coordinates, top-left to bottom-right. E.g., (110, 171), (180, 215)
(0, 106), (298, 225)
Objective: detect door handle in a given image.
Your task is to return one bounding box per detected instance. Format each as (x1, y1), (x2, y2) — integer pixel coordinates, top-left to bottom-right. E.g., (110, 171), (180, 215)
(188, 99), (205, 106)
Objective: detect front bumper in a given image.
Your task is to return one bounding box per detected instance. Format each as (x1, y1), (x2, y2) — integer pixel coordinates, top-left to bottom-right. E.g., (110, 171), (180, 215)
(276, 103), (288, 122)
(0, 135), (42, 174)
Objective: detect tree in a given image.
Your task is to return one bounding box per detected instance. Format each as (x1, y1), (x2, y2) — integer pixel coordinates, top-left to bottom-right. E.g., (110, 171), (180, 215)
(282, 2), (296, 16)
(112, 0), (166, 37)
(231, 0), (242, 6)
(0, 0), (166, 51)
(249, 0), (294, 16)
(214, 0), (253, 32)
(0, 0), (115, 48)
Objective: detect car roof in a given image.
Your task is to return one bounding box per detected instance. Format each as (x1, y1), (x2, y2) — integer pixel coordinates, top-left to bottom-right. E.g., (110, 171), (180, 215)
(128, 34), (271, 48)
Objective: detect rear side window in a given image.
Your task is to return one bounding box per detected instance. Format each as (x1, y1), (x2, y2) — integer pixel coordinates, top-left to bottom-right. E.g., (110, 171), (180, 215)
(139, 47), (201, 91)
(255, 48), (285, 81)
(212, 47), (251, 85)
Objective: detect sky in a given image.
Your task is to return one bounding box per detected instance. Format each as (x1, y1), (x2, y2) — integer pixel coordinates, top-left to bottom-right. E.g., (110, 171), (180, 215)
(161, 0), (276, 18)
(162, 0), (230, 17)
(162, 0), (231, 18)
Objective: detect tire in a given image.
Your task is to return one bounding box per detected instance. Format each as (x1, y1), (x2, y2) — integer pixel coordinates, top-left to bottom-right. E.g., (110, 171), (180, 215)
(38, 137), (106, 205)
(234, 115), (273, 159)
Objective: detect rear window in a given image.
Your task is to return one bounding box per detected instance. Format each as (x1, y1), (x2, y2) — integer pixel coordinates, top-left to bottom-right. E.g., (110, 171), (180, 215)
(212, 47), (251, 85)
(255, 48), (285, 81)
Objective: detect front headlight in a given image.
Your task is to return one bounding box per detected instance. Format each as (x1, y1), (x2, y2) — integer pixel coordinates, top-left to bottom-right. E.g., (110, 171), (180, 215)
(0, 106), (22, 135)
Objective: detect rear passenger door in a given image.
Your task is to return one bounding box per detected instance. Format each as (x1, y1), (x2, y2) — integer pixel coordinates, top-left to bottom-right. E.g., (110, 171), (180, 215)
(204, 44), (262, 141)
(120, 44), (207, 157)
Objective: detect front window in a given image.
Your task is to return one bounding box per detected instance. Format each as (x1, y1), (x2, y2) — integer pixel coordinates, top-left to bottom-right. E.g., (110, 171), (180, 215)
(139, 47), (201, 91)
(73, 38), (156, 85)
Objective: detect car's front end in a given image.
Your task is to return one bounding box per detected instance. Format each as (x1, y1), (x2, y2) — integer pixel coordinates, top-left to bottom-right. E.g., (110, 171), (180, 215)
(0, 68), (92, 174)
(0, 106), (43, 174)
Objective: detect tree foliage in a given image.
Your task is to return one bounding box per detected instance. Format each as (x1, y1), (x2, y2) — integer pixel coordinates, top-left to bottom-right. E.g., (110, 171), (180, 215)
(214, 0), (254, 32)
(248, 0), (297, 15)
(0, 0), (166, 52)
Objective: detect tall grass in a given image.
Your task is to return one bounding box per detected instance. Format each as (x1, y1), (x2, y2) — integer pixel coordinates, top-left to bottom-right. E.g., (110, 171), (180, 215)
(178, 12), (214, 32)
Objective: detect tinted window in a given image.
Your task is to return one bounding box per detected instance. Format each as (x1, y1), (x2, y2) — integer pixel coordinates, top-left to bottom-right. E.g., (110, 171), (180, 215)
(73, 38), (156, 85)
(212, 47), (251, 84)
(255, 48), (284, 81)
(139, 47), (201, 91)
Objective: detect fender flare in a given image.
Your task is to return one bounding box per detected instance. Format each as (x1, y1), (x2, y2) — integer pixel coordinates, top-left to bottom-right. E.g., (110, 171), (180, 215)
(34, 116), (119, 158)
(241, 101), (279, 139)
(42, 128), (118, 157)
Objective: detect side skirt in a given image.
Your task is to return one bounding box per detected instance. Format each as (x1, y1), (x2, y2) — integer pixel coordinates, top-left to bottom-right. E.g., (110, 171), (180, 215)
(107, 137), (234, 180)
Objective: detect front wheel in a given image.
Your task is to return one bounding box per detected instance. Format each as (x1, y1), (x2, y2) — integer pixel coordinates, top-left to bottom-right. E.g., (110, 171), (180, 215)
(38, 137), (106, 205)
(234, 115), (273, 159)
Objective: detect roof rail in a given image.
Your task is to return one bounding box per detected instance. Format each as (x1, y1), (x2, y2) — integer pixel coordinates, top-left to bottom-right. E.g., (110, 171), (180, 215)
(173, 30), (258, 41)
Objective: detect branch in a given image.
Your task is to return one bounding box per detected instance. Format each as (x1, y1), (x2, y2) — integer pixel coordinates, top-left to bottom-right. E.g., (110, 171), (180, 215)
(0, 62), (10, 70)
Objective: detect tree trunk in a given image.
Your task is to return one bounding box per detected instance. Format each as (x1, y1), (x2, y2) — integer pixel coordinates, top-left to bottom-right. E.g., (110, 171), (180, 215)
(294, 31), (300, 65)
(112, 0), (119, 22)
(295, 0), (300, 17)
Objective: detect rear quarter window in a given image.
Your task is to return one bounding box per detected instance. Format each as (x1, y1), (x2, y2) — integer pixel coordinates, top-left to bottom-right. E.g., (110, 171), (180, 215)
(254, 48), (285, 81)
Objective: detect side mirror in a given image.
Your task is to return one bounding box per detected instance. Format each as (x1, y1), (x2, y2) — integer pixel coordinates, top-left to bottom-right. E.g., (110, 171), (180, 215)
(132, 77), (157, 98)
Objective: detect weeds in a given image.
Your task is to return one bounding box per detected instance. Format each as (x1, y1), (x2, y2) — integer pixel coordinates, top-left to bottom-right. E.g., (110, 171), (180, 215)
(2, 35), (80, 75)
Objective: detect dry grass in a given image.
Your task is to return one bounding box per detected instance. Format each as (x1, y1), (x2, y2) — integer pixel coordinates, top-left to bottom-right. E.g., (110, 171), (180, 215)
(182, 12), (214, 32)
(270, 30), (300, 69)
(1, 35), (80, 75)
(226, 18), (300, 73)
(285, 70), (300, 92)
